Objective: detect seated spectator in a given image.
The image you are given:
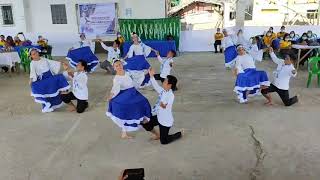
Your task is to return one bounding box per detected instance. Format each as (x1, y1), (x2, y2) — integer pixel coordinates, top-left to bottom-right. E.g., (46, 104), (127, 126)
(5, 36), (15, 50)
(289, 31), (299, 43)
(268, 27), (277, 39)
(0, 35), (6, 46)
(299, 33), (309, 45)
(306, 30), (317, 42)
(277, 26), (287, 39)
(263, 30), (276, 47)
(280, 34), (292, 50)
(297, 33), (314, 66)
(37, 35), (48, 47)
(14, 36), (22, 46)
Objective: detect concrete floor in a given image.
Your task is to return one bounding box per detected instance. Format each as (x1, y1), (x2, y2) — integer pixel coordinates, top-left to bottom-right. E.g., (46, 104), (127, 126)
(0, 52), (320, 180)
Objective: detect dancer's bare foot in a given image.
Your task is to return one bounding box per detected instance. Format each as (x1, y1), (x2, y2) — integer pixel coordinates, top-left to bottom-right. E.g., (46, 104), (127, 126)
(67, 106), (76, 112)
(181, 129), (185, 136)
(121, 132), (133, 139)
(141, 118), (149, 124)
(265, 102), (273, 106)
(150, 135), (160, 140)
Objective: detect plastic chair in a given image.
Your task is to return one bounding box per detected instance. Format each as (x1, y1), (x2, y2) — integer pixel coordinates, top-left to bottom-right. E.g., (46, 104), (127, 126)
(307, 57), (320, 88)
(20, 47), (31, 72)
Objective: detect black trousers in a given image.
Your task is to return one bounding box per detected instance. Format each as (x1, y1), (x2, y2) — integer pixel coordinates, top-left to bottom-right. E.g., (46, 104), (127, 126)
(154, 74), (165, 82)
(261, 84), (298, 106)
(214, 40), (222, 53)
(142, 115), (182, 145)
(61, 92), (88, 113)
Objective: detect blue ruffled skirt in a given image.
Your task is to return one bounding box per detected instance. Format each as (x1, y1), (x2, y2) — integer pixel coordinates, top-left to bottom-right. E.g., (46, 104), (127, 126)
(234, 68), (270, 103)
(224, 46), (237, 68)
(31, 71), (70, 112)
(106, 87), (151, 132)
(67, 46), (99, 72)
(124, 55), (151, 87)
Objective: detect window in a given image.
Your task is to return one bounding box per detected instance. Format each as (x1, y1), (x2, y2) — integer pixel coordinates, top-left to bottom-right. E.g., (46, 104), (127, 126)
(125, 8), (132, 17)
(245, 4), (253, 20)
(1, 5), (14, 25)
(230, 11), (236, 20)
(307, 9), (318, 19)
(51, 4), (67, 24)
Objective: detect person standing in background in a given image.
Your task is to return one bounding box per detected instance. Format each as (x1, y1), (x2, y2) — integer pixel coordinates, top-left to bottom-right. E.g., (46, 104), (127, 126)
(116, 32), (125, 56)
(214, 28), (224, 53)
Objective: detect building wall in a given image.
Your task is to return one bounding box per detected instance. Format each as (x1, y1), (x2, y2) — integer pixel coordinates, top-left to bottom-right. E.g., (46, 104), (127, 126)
(244, 0), (319, 26)
(0, 0), (165, 56)
(0, 0), (27, 34)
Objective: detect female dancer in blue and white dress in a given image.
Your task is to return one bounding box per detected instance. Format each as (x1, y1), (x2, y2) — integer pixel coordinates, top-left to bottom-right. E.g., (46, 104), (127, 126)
(106, 59), (151, 139)
(29, 48), (70, 112)
(123, 33), (157, 88)
(233, 45), (270, 104)
(222, 29), (238, 68)
(67, 33), (98, 72)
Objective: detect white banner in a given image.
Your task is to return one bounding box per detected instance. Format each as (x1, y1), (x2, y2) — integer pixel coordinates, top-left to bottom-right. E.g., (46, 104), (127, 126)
(78, 3), (116, 36)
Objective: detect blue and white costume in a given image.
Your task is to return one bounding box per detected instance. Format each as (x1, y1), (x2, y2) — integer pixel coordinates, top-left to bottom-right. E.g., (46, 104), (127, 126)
(66, 46), (99, 72)
(233, 53), (270, 103)
(222, 34), (238, 68)
(248, 43), (264, 62)
(106, 72), (151, 132)
(125, 42), (152, 88)
(30, 58), (70, 112)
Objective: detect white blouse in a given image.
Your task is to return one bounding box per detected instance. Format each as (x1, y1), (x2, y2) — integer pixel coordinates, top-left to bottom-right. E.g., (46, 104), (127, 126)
(235, 54), (256, 73)
(100, 42), (120, 63)
(150, 77), (175, 127)
(222, 35), (237, 49)
(127, 43), (151, 58)
(64, 71), (88, 100)
(72, 40), (94, 52)
(111, 73), (134, 97)
(30, 58), (61, 82)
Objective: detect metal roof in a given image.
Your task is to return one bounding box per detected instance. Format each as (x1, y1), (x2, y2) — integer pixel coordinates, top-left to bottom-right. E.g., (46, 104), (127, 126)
(168, 0), (225, 15)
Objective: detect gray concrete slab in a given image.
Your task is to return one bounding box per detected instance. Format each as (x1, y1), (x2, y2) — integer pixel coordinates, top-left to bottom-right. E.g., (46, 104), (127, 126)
(0, 52), (319, 180)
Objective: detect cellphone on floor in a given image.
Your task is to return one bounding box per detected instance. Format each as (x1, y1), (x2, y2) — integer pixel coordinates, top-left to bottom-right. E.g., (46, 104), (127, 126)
(123, 168), (145, 180)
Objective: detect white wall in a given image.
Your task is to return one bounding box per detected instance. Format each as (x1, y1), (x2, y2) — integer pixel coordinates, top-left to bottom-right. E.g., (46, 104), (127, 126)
(1, 0), (165, 56)
(0, 0), (27, 34)
(179, 25), (320, 52)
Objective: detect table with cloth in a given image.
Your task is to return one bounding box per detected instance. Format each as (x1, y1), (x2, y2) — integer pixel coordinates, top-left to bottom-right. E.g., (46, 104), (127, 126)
(0, 52), (21, 68)
(0, 45), (41, 72)
(122, 40), (177, 58)
(291, 44), (320, 71)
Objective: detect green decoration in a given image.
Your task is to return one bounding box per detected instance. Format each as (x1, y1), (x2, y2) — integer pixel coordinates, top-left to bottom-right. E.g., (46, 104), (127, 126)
(119, 17), (181, 49)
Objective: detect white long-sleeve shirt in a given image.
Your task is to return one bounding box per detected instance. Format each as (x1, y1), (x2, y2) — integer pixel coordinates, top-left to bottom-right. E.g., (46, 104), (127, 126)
(150, 77), (175, 127)
(64, 71), (88, 100)
(234, 54), (256, 73)
(111, 73), (134, 98)
(157, 56), (173, 79)
(248, 44), (263, 62)
(222, 35), (237, 49)
(100, 42), (120, 63)
(30, 58), (61, 82)
(72, 40), (94, 52)
(127, 43), (152, 58)
(270, 52), (297, 90)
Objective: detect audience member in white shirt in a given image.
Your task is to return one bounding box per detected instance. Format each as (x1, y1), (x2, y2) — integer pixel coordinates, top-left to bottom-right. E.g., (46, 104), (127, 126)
(98, 39), (121, 74)
(261, 47), (298, 106)
(141, 68), (183, 145)
(61, 60), (89, 113)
